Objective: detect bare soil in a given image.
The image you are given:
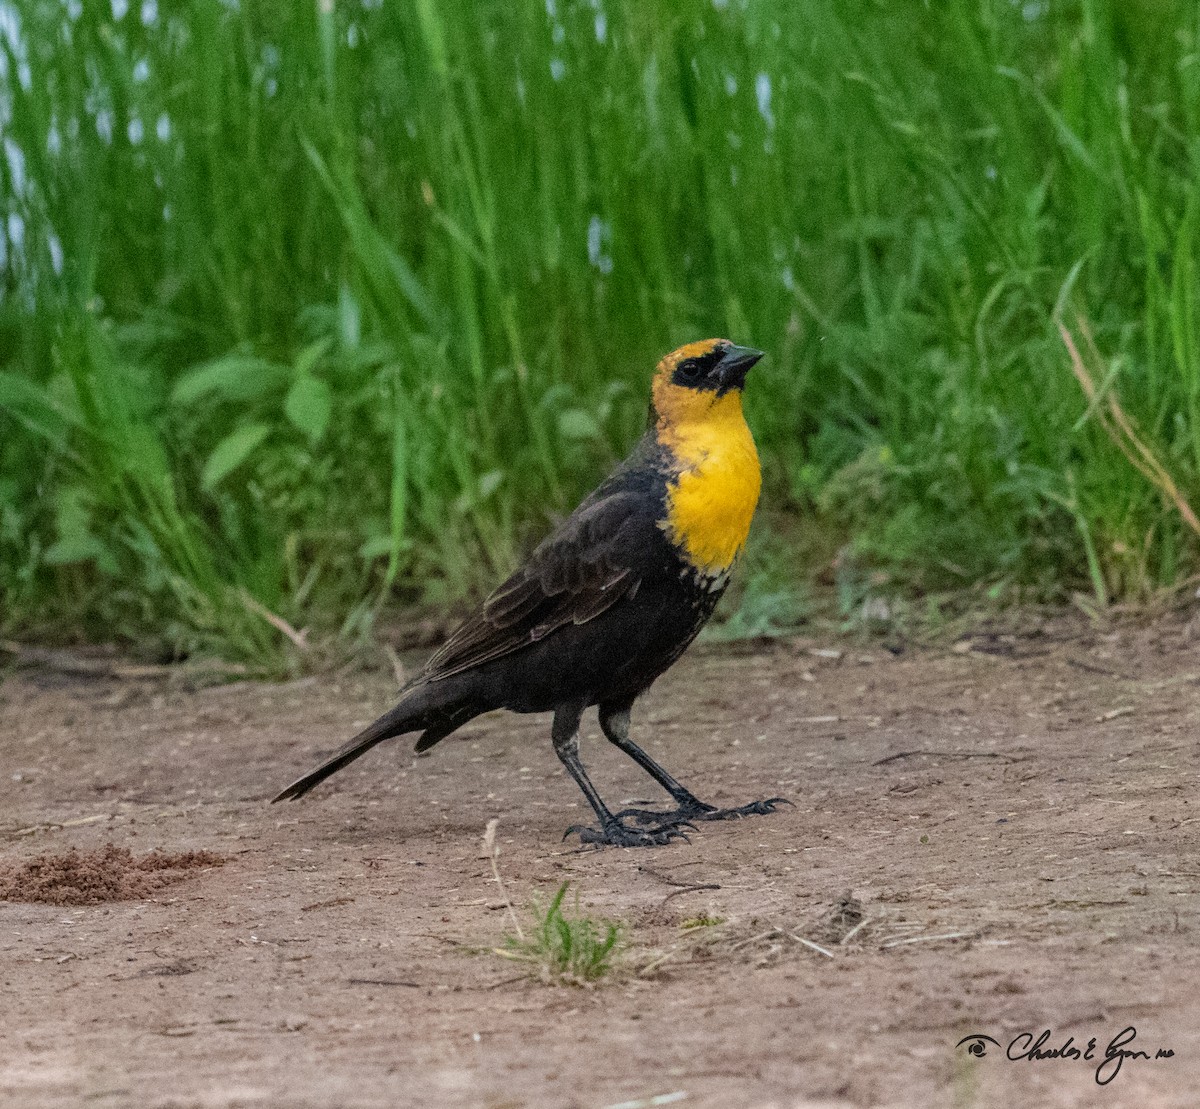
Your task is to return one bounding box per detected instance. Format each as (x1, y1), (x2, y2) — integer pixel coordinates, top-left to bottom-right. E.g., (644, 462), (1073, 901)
(2, 613), (1200, 1108)
(0, 845), (225, 906)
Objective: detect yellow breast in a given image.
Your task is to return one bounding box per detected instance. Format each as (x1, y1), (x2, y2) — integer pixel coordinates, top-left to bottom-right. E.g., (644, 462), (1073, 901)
(657, 392), (761, 576)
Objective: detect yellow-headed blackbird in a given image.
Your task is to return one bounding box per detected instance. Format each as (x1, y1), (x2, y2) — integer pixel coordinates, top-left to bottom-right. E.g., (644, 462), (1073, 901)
(274, 338), (786, 846)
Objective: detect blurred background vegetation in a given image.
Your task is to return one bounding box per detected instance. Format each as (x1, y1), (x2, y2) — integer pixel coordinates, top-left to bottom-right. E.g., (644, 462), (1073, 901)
(2, 0), (1199, 665)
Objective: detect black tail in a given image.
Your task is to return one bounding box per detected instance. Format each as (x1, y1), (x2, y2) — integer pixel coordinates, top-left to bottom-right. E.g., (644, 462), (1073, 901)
(272, 682), (474, 802)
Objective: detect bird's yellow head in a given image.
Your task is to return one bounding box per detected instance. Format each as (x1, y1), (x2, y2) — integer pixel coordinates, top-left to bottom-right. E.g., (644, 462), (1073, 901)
(650, 339), (764, 577)
(650, 338), (763, 429)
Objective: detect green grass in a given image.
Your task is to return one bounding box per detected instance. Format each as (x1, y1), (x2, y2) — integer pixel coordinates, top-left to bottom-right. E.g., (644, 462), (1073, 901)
(498, 882), (623, 985)
(2, 0), (1199, 661)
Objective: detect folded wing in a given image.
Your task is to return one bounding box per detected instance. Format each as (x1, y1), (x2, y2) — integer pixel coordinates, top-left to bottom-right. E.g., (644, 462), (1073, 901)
(422, 491), (655, 681)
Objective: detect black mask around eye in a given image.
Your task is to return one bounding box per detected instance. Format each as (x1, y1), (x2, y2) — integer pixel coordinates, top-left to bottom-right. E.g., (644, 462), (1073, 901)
(670, 344), (763, 394)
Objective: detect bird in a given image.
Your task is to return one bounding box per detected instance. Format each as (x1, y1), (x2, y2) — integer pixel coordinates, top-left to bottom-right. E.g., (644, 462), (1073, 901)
(273, 338), (787, 847)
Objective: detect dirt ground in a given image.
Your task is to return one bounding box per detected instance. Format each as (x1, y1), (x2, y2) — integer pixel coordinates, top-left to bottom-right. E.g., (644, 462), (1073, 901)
(3, 611), (1200, 1108)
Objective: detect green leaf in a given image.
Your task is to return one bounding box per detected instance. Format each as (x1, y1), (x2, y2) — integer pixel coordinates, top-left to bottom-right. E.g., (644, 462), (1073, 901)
(558, 408), (602, 441)
(477, 470), (504, 500)
(44, 534), (116, 571)
(0, 371), (77, 442)
(360, 534), (405, 561)
(43, 487), (119, 573)
(293, 337), (333, 379)
(284, 375), (332, 443)
(202, 423), (270, 490)
(172, 355), (290, 406)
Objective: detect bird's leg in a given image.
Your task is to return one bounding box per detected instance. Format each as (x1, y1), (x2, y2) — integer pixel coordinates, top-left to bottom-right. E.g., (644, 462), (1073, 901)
(551, 700), (689, 848)
(599, 703), (706, 811)
(599, 702), (790, 825)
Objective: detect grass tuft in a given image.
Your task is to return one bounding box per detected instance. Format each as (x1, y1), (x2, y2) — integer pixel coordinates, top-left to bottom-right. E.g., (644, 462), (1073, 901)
(497, 882), (623, 985)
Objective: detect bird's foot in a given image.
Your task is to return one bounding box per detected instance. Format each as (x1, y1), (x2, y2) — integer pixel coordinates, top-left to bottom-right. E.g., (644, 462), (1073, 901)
(564, 816), (694, 848)
(616, 796), (792, 825)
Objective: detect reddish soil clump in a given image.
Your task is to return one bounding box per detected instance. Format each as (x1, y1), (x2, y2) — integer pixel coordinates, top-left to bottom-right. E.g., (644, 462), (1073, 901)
(0, 844), (223, 905)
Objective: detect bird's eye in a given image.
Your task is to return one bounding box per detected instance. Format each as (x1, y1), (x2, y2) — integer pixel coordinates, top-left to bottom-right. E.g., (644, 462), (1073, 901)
(677, 359), (701, 380)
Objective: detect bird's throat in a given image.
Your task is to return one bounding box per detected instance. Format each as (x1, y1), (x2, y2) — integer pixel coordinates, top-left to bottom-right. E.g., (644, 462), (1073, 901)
(656, 393), (761, 576)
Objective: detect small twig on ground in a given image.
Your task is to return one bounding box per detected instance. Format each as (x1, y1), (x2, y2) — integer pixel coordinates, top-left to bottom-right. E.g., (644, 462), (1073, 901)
(788, 932), (835, 958)
(301, 897), (355, 912)
(1066, 657), (1128, 678)
(486, 974), (530, 991)
(660, 884), (721, 904)
(725, 925), (840, 960)
(482, 818), (523, 941)
(238, 589), (309, 650)
(346, 978), (419, 988)
(838, 917), (870, 946)
(637, 865), (721, 898)
(637, 948), (682, 978)
(728, 929), (780, 954)
(880, 931), (977, 948)
(872, 750), (1018, 766)
(382, 643), (407, 685)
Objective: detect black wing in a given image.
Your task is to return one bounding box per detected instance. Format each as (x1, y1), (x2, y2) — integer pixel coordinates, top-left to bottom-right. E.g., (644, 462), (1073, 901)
(421, 490), (658, 682)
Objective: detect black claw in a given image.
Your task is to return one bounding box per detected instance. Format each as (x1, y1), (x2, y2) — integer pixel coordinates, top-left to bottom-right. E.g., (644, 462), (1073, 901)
(578, 796), (791, 844)
(694, 795), (792, 820)
(709, 796), (792, 818)
(616, 796), (791, 825)
(564, 817), (690, 848)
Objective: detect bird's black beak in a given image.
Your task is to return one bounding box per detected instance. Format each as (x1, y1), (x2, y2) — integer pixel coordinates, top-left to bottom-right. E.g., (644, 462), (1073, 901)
(716, 344), (764, 393)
